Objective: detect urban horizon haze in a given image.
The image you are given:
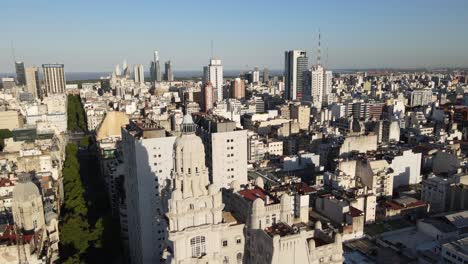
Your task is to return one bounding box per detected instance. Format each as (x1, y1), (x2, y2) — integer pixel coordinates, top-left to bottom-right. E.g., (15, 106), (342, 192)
(2, 0), (468, 73)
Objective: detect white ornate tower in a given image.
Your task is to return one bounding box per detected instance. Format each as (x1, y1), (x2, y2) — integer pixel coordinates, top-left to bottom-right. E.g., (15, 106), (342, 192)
(166, 115), (245, 263)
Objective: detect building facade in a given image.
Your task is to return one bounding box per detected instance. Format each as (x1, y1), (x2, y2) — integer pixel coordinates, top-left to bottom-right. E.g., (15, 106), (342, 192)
(42, 64), (65, 95)
(203, 58), (223, 102)
(284, 50), (308, 101)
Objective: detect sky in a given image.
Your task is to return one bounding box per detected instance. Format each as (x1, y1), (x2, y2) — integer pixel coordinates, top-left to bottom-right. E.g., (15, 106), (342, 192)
(1, 0), (468, 73)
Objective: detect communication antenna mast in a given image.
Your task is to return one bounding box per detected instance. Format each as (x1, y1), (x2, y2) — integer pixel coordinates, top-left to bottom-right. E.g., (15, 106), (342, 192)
(317, 29), (321, 66)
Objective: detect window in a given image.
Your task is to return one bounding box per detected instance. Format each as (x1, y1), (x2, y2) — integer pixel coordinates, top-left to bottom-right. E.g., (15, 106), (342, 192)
(237, 253), (243, 264)
(190, 236), (206, 257)
(236, 237), (242, 244)
(190, 204), (194, 210)
(188, 168), (191, 174)
(222, 240), (228, 247)
(223, 256), (229, 264)
(272, 214), (277, 224)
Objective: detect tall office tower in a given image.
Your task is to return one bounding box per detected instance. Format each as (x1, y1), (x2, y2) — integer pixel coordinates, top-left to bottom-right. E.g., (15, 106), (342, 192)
(230, 77), (245, 99)
(203, 58), (223, 102)
(122, 120), (177, 264)
(164, 61), (174, 81)
(193, 114), (248, 189)
(166, 115), (245, 263)
(150, 51), (161, 83)
(42, 64), (65, 95)
(201, 82), (214, 112)
(15, 61), (26, 85)
(252, 67), (260, 83)
(284, 50), (308, 101)
(25, 67), (41, 99)
(310, 65), (332, 107)
(133, 64), (145, 84)
(263, 68), (270, 83)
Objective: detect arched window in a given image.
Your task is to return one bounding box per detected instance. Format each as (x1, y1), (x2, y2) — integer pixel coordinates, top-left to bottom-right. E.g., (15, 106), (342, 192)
(237, 252), (243, 264)
(190, 236), (206, 257)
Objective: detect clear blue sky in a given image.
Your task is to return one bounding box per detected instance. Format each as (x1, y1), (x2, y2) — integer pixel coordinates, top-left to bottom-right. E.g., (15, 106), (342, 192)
(2, 0), (468, 72)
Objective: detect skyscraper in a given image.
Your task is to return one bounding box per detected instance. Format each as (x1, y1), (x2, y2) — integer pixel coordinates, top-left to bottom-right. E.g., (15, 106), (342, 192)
(25, 67), (41, 99)
(164, 61), (173, 81)
(15, 61), (26, 86)
(203, 58), (223, 102)
(42, 64), (65, 95)
(201, 82), (214, 112)
(230, 77), (245, 99)
(252, 67), (260, 83)
(284, 50), (308, 101)
(263, 68), (270, 83)
(310, 65), (332, 107)
(133, 64), (145, 84)
(150, 51), (161, 83)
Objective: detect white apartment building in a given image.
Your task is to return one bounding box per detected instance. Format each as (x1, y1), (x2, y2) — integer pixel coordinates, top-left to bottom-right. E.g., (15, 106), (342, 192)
(310, 64), (332, 107)
(390, 150), (422, 188)
(133, 64), (145, 84)
(194, 114), (248, 189)
(203, 58), (223, 102)
(122, 120), (176, 264)
(356, 159), (394, 197)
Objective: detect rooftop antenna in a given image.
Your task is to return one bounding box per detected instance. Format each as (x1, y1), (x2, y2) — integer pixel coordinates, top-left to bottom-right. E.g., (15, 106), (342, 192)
(317, 29), (321, 66)
(326, 46), (329, 68)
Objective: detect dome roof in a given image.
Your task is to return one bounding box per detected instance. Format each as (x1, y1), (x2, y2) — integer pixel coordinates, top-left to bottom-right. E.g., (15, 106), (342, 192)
(13, 181), (41, 203)
(182, 114), (194, 125)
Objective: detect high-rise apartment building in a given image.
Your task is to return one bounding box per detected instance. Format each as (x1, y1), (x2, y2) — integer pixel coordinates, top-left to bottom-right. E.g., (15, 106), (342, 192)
(252, 67), (260, 83)
(284, 50), (308, 101)
(122, 120), (177, 263)
(201, 83), (214, 112)
(203, 58), (223, 102)
(25, 67), (41, 99)
(15, 61), (26, 86)
(263, 68), (270, 83)
(164, 61), (174, 81)
(150, 51), (161, 83)
(193, 114), (248, 189)
(133, 64), (145, 84)
(410, 89), (432, 107)
(42, 64), (65, 95)
(230, 78), (245, 99)
(310, 65), (332, 107)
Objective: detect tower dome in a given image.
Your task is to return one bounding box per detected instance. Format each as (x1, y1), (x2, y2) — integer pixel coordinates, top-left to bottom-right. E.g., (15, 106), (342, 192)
(12, 173), (45, 231)
(13, 173), (41, 204)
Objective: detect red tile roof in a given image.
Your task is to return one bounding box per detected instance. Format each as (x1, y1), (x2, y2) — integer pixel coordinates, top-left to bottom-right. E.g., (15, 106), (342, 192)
(238, 187), (269, 202)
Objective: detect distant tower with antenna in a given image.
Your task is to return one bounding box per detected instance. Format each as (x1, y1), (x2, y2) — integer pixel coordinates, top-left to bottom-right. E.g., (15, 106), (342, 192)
(317, 29), (321, 66)
(203, 40), (223, 101)
(310, 29), (333, 108)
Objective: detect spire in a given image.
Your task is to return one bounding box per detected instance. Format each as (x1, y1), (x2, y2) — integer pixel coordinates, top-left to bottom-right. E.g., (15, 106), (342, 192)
(317, 29), (321, 66)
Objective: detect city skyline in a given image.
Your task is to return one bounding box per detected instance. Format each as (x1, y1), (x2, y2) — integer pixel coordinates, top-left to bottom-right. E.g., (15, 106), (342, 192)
(2, 0), (468, 73)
